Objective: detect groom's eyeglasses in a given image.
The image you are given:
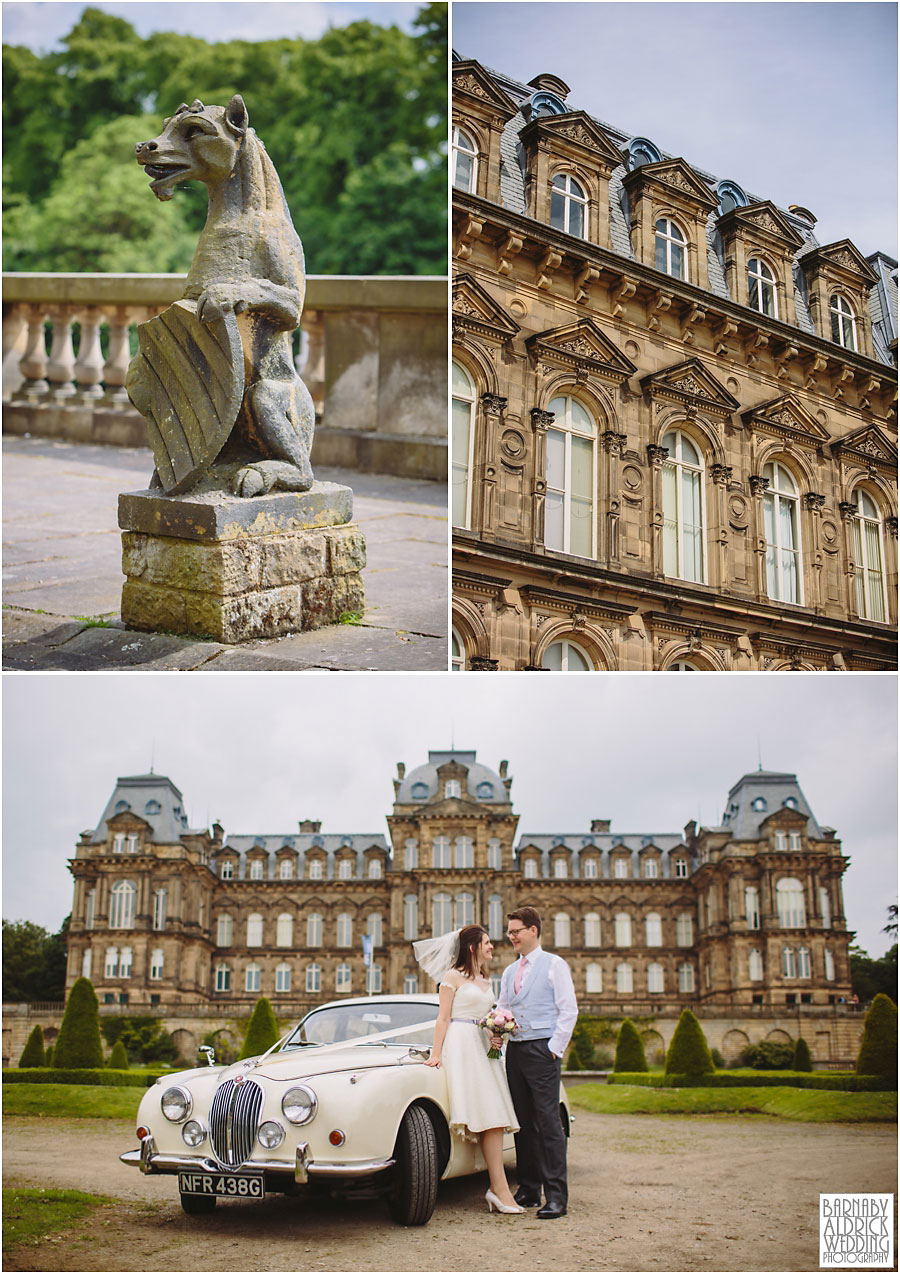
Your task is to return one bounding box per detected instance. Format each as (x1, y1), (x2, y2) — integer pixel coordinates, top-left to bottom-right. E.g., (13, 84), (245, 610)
(506, 927), (527, 939)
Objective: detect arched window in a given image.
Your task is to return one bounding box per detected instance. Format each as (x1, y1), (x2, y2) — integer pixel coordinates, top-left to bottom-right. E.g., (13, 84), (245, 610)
(452, 361), (476, 528)
(748, 948), (763, 980)
(654, 218), (686, 279)
(797, 946), (811, 978)
(432, 892), (452, 936)
(819, 887), (831, 929)
(367, 913), (382, 946)
(582, 857), (598, 879)
(545, 395), (596, 557)
(745, 887), (760, 929)
(585, 963), (603, 993)
(782, 946), (796, 978)
(647, 962), (664, 993)
(246, 914), (263, 947)
(432, 836), (451, 868)
(336, 914), (353, 947)
(411, 782), (428, 800)
(763, 461), (802, 603)
(276, 913), (293, 948)
(109, 881), (136, 929)
(404, 839), (418, 870)
(716, 180), (746, 215)
(214, 963), (231, 992)
(553, 858), (567, 879)
(305, 963), (321, 993)
(669, 660), (701, 670)
(776, 878), (806, 928)
(117, 946), (131, 977)
(335, 962), (352, 993)
(554, 912), (571, 948)
(851, 490), (887, 622)
(149, 948), (164, 980)
(306, 913), (322, 947)
(487, 839), (501, 870)
(488, 894), (503, 939)
(452, 125), (478, 192)
(541, 638), (592, 671)
(550, 173), (587, 237)
(584, 913), (601, 946)
(676, 912), (693, 946)
(677, 962), (695, 992)
(523, 858), (538, 879)
(338, 858), (353, 880)
(275, 963), (291, 993)
(531, 91), (566, 117)
(403, 894), (418, 941)
(217, 913), (233, 946)
(451, 627), (465, 671)
(628, 137), (661, 169)
(82, 948), (92, 979)
(830, 294), (857, 351)
(645, 913), (662, 947)
(752, 796), (768, 812)
(279, 858), (293, 880)
(112, 833), (125, 853)
(245, 963), (261, 993)
(454, 892), (474, 927)
(152, 888), (167, 931)
(104, 946), (119, 978)
(747, 258), (777, 318)
(824, 948), (835, 981)
(661, 430), (704, 583)
(454, 837), (473, 868)
(614, 913), (632, 947)
(616, 962), (633, 993)
(368, 858), (382, 879)
(308, 859), (323, 879)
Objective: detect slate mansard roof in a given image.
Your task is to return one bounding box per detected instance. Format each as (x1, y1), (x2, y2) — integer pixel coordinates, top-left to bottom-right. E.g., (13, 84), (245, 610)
(454, 53), (897, 367)
(515, 833), (692, 878)
(222, 832), (390, 880)
(713, 770), (825, 840)
(396, 749), (510, 805)
(91, 773), (197, 844)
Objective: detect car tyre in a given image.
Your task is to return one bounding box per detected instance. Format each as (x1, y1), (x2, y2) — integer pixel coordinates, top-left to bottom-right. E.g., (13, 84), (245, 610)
(180, 1192), (217, 1215)
(387, 1104), (438, 1226)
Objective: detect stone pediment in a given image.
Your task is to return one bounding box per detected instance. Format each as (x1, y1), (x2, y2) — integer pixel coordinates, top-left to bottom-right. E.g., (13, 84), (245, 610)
(526, 318), (637, 382)
(719, 201), (803, 249)
(835, 423), (898, 468)
(623, 157), (718, 210)
(452, 273), (520, 342)
(107, 809), (152, 831)
(741, 395), (831, 444)
(452, 60), (519, 120)
(521, 111), (622, 166)
(641, 359), (740, 415)
(802, 239), (878, 283)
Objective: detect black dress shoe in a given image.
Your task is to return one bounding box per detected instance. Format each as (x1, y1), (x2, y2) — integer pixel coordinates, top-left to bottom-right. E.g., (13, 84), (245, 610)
(514, 1189), (541, 1207)
(536, 1202), (567, 1219)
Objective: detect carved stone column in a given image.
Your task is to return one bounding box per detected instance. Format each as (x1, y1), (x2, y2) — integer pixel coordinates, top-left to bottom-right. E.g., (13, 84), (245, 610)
(74, 307), (106, 400)
(838, 500), (861, 619)
(646, 443), (669, 577)
(16, 305), (50, 399)
(803, 492), (826, 613)
(748, 474), (770, 599)
(479, 393), (506, 535)
(710, 464), (732, 588)
(46, 308), (77, 400)
(602, 430), (627, 565)
(530, 407), (554, 548)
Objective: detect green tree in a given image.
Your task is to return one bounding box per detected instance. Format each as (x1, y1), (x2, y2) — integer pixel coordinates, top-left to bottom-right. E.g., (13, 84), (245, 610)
(855, 993), (898, 1083)
(850, 942), (898, 1004)
(568, 1020), (594, 1068)
(738, 1040), (795, 1070)
(53, 977), (104, 1069)
(100, 1016), (177, 1065)
(19, 1025), (45, 1068)
(44, 1044), (54, 1067)
(665, 1010), (715, 1077)
(240, 998), (279, 1059)
(2, 917), (68, 1002)
(107, 1039), (129, 1069)
(614, 1019), (648, 1072)
(792, 1036), (812, 1072)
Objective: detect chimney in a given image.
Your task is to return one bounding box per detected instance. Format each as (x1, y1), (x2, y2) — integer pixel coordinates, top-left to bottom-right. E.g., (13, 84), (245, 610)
(591, 819), (611, 833)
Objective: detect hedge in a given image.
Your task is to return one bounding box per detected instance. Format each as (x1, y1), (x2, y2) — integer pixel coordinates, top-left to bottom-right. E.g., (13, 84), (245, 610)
(4, 1068), (168, 1087)
(608, 1071), (896, 1091)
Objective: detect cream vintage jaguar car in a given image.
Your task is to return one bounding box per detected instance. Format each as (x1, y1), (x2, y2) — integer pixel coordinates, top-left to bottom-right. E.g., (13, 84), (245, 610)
(121, 994), (571, 1226)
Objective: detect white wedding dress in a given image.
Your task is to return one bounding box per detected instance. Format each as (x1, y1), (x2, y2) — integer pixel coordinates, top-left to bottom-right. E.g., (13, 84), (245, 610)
(441, 978), (519, 1143)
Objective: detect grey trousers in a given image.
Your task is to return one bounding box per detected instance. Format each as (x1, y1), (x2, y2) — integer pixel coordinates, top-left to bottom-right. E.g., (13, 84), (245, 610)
(505, 1038), (567, 1206)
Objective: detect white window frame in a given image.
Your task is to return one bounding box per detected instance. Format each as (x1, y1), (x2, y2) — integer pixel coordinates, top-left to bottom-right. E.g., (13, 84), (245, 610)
(654, 217), (686, 279)
(747, 257), (778, 318)
(306, 913), (322, 947)
(367, 912), (383, 947)
(217, 913), (233, 946)
(487, 839), (501, 870)
(245, 963), (261, 993)
(541, 637), (593, 671)
(782, 946), (796, 978)
(748, 948), (763, 981)
(523, 858), (538, 879)
(647, 961), (664, 993)
(335, 962), (352, 993)
(215, 963), (231, 992)
(553, 858), (567, 879)
(616, 962), (633, 993)
(554, 912), (571, 948)
(824, 948), (835, 981)
(368, 858), (382, 879)
(544, 395), (597, 558)
(110, 881), (136, 930)
(676, 912), (693, 946)
(585, 962), (603, 993)
(220, 860), (234, 880)
(488, 894), (503, 940)
(452, 124), (478, 192)
(432, 836), (451, 868)
(308, 858), (323, 879)
(454, 836), (473, 868)
(776, 878), (806, 928)
(279, 858), (293, 880)
(338, 858), (353, 880)
(614, 912), (632, 947)
(851, 490), (888, 622)
(584, 913), (601, 946)
(661, 429), (706, 583)
(830, 294), (857, 351)
(763, 461), (803, 604)
(336, 914), (353, 947)
(674, 858), (688, 879)
(404, 974), (418, 995)
(451, 626), (466, 671)
(249, 858), (263, 880)
(152, 888), (166, 931)
(677, 962), (695, 993)
(550, 172), (587, 237)
(85, 889), (96, 931)
(305, 963), (321, 994)
(149, 948), (163, 980)
(432, 892), (451, 936)
(404, 839), (418, 870)
(454, 892), (474, 927)
(104, 946), (118, 978)
(797, 946), (811, 978)
(275, 963), (291, 993)
(452, 361), (476, 529)
(819, 887), (831, 929)
(246, 914), (263, 947)
(582, 857), (598, 879)
(276, 913), (293, 948)
(403, 894), (418, 941)
(645, 913), (662, 947)
(745, 886), (760, 929)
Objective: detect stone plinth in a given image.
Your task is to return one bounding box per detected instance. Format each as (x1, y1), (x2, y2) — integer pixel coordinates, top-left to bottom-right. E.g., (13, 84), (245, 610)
(118, 481), (365, 642)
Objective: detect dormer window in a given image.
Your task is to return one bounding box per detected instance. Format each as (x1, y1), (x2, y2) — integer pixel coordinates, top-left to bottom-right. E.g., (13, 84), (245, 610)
(411, 782), (428, 800)
(550, 173), (586, 237)
(716, 180), (746, 215)
(748, 258), (777, 318)
(654, 218), (685, 279)
(830, 294), (857, 351)
(220, 860), (234, 880)
(614, 857), (629, 879)
(444, 780), (461, 799)
(249, 859), (263, 880)
(752, 797), (768, 812)
(674, 858), (688, 878)
(113, 834), (125, 853)
(127, 834), (139, 853)
(279, 858), (293, 880)
(628, 137), (661, 169)
(530, 90), (566, 117)
(783, 797), (798, 810)
(644, 858), (659, 878)
(476, 782), (493, 799)
(452, 125), (478, 192)
(145, 800), (161, 815)
(114, 800), (130, 812)
(308, 858), (323, 879)
(338, 858), (353, 880)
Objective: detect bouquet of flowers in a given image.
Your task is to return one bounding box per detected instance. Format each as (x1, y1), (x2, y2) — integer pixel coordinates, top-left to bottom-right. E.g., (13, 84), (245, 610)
(477, 1007), (518, 1060)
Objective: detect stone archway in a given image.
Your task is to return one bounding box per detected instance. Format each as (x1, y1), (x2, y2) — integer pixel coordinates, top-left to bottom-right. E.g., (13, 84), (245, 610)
(765, 1028), (792, 1044)
(721, 1028), (750, 1063)
(170, 1028), (197, 1062)
(641, 1028), (666, 1067)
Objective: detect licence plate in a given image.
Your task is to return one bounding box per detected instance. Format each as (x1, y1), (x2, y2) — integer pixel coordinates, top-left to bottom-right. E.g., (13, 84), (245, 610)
(178, 1171), (265, 1199)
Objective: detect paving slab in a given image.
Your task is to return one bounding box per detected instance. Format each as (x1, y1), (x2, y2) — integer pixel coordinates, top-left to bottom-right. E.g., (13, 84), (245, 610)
(2, 437), (448, 672)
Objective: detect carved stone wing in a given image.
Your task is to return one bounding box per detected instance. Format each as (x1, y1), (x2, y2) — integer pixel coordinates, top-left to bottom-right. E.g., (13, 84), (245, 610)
(126, 299), (244, 494)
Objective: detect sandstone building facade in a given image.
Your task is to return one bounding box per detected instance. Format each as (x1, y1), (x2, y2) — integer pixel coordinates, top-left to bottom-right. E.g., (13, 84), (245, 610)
(63, 753), (859, 1061)
(451, 57), (898, 670)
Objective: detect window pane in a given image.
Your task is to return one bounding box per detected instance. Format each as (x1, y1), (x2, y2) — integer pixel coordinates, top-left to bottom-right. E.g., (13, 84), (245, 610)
(453, 151), (473, 191)
(569, 200), (584, 237)
(452, 361), (473, 396)
(655, 234), (667, 273)
(682, 468), (702, 582)
(451, 398), (471, 526)
(550, 190), (565, 231)
(671, 243), (684, 279)
(662, 463), (678, 575)
(569, 434), (593, 557)
(542, 642), (563, 670)
(567, 642), (590, 671)
(544, 492), (564, 550)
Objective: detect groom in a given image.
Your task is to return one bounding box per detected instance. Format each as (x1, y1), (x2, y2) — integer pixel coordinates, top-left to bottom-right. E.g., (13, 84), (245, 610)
(496, 906), (577, 1219)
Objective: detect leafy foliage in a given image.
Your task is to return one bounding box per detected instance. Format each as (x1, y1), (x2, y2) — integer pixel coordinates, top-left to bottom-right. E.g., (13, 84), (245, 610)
(856, 993), (898, 1083)
(664, 1010), (714, 1077)
(2, 5), (447, 274)
(569, 1020), (595, 1068)
(738, 1040), (795, 1070)
(850, 943), (898, 1003)
(18, 1025), (45, 1068)
(240, 998), (280, 1059)
(53, 978), (104, 1069)
(99, 1015), (176, 1065)
(792, 1037), (812, 1072)
(614, 1019), (648, 1073)
(2, 917), (69, 1002)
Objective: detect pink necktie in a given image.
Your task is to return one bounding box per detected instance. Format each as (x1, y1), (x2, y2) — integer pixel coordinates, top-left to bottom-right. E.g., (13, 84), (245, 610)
(514, 956), (525, 994)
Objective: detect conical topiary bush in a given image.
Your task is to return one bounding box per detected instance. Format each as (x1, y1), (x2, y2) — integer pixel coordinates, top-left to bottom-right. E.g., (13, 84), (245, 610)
(614, 1019), (648, 1072)
(108, 1039), (129, 1069)
(19, 1025), (45, 1068)
(44, 1044), (54, 1067)
(792, 1036), (812, 1072)
(855, 993), (898, 1083)
(239, 997), (280, 1059)
(665, 1009), (714, 1077)
(53, 977), (104, 1069)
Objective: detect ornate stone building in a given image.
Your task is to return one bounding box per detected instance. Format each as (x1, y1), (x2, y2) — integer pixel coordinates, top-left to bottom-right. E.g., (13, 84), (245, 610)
(451, 56), (898, 670)
(63, 753), (859, 1061)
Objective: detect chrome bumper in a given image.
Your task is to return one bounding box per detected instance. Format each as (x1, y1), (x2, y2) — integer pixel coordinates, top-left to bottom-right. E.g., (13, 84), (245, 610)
(120, 1136), (394, 1183)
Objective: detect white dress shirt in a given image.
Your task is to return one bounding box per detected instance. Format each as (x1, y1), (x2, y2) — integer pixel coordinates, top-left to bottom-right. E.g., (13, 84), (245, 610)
(498, 944), (578, 1059)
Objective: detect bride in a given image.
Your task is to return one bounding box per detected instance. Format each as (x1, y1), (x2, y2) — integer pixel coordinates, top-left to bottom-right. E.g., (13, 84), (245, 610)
(413, 924), (523, 1215)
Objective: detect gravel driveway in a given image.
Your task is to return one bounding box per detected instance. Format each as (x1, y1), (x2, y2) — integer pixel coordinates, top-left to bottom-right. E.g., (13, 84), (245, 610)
(3, 1112), (896, 1271)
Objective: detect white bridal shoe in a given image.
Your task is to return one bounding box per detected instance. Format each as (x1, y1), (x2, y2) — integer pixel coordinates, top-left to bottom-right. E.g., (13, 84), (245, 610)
(485, 1189), (525, 1214)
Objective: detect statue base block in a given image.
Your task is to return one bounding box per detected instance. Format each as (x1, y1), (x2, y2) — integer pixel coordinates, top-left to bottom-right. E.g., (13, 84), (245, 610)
(118, 484), (365, 643)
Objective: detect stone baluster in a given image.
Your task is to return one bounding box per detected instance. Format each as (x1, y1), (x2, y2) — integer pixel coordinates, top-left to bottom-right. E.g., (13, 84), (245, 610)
(73, 307), (106, 400)
(300, 310), (325, 415)
(46, 307), (77, 400)
(102, 306), (138, 403)
(16, 304), (50, 399)
(2, 304), (28, 400)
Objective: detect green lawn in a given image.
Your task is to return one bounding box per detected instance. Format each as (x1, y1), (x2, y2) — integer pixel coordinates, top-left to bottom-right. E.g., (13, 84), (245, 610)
(3, 1083), (143, 1120)
(3, 1188), (116, 1251)
(569, 1082), (897, 1123)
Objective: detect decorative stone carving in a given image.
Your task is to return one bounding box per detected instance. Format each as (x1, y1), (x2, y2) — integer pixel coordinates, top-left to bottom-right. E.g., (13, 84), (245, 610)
(804, 493), (826, 511)
(531, 408), (555, 431)
(749, 475), (769, 496)
(646, 444), (669, 467)
(886, 517), (898, 538)
(602, 431), (628, 455)
(838, 502), (858, 519)
(481, 394), (507, 416)
(710, 464), (733, 486)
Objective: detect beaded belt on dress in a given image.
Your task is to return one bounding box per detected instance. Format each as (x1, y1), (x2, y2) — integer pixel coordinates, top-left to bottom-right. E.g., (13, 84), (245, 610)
(450, 1017), (480, 1023)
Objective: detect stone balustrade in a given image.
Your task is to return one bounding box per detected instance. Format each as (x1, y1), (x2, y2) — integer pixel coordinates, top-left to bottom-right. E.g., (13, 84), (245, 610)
(2, 272), (448, 479)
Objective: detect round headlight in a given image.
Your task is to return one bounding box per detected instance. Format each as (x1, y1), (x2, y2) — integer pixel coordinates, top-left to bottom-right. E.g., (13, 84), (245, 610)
(161, 1087), (192, 1123)
(282, 1085), (317, 1125)
(182, 1120), (206, 1147)
(257, 1121), (285, 1149)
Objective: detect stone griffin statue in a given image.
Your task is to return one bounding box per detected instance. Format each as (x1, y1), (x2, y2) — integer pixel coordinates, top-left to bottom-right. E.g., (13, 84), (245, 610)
(126, 96), (315, 498)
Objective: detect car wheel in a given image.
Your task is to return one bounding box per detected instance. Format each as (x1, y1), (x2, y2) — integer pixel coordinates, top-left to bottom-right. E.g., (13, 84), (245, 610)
(387, 1104), (438, 1226)
(180, 1192), (217, 1215)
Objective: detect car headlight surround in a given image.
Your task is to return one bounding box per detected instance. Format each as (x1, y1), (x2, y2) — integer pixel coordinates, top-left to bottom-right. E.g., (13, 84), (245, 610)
(161, 1086), (193, 1123)
(182, 1119), (207, 1147)
(282, 1085), (318, 1125)
(257, 1120), (285, 1149)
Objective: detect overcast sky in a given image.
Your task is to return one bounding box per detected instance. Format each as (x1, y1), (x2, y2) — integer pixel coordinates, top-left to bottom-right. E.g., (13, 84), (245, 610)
(453, 1), (898, 259)
(3, 673), (896, 958)
(1, 0), (424, 48)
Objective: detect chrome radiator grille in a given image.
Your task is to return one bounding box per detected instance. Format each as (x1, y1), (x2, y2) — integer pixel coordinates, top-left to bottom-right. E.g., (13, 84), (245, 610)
(209, 1077), (263, 1168)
